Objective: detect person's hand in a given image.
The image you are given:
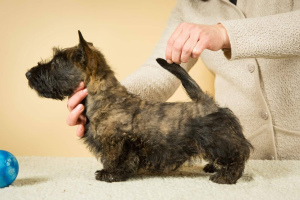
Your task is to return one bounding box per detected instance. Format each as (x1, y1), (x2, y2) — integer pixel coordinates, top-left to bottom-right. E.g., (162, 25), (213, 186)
(165, 23), (230, 64)
(66, 82), (88, 137)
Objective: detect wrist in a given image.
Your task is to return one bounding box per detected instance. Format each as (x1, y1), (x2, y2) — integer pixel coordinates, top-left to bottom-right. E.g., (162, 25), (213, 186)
(216, 23), (231, 49)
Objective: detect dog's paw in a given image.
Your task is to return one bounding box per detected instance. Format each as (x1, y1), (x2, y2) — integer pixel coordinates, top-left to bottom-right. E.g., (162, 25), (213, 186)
(209, 173), (237, 184)
(95, 170), (128, 183)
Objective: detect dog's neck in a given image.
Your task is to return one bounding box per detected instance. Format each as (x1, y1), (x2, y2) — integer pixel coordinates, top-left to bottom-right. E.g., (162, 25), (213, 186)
(86, 69), (116, 92)
(85, 70), (137, 114)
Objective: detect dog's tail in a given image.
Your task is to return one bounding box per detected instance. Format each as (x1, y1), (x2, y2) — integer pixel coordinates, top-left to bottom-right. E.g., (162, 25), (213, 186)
(156, 58), (214, 104)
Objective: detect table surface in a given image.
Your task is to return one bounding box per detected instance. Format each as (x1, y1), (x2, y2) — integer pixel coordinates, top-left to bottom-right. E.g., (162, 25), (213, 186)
(1, 157), (300, 200)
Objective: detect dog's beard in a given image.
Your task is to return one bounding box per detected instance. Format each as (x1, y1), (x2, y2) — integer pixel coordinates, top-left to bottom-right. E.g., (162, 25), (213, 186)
(27, 63), (83, 100)
(28, 76), (67, 100)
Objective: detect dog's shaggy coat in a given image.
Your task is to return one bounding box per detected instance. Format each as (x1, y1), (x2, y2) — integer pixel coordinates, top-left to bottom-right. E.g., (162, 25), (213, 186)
(26, 31), (252, 184)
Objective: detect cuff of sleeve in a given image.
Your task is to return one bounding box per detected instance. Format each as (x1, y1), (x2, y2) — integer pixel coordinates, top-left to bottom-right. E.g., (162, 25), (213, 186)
(219, 20), (240, 60)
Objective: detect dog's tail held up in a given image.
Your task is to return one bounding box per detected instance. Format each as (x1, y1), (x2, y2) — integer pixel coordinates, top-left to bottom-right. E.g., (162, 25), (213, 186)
(156, 58), (214, 104)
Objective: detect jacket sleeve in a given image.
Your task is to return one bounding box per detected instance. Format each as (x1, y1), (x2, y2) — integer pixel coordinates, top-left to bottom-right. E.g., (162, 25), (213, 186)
(220, 10), (300, 60)
(121, 2), (197, 102)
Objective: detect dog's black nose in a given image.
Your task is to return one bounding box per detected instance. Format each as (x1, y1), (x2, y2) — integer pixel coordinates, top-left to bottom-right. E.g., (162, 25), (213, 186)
(26, 71), (31, 79)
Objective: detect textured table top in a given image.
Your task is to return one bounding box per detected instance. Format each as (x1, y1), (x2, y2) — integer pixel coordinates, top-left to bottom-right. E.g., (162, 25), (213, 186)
(1, 157), (300, 200)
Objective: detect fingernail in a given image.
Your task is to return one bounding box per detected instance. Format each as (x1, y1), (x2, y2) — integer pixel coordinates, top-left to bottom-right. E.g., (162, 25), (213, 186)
(167, 59), (173, 64)
(77, 104), (84, 112)
(83, 88), (88, 94)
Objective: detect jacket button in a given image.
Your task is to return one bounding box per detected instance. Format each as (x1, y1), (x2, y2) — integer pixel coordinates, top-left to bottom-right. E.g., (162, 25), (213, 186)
(248, 64), (255, 73)
(260, 111), (269, 120)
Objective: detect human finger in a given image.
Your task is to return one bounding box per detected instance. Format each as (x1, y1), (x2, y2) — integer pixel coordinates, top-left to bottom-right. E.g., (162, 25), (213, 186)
(191, 40), (207, 59)
(166, 23), (184, 63)
(180, 34), (199, 63)
(67, 88), (88, 111)
(66, 104), (85, 126)
(171, 31), (190, 64)
(76, 124), (85, 138)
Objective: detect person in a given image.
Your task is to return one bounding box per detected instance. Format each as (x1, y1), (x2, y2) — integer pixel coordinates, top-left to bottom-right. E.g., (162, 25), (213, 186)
(66, 0), (300, 160)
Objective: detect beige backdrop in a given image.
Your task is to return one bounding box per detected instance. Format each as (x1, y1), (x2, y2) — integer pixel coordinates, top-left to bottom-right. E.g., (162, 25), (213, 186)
(0, 0), (214, 157)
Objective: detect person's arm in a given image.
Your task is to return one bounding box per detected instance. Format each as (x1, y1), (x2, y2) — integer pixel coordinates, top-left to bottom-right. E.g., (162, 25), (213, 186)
(220, 10), (300, 60)
(121, 2), (198, 102)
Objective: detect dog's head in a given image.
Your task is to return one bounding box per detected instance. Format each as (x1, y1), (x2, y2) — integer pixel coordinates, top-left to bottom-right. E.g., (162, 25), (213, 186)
(26, 31), (109, 100)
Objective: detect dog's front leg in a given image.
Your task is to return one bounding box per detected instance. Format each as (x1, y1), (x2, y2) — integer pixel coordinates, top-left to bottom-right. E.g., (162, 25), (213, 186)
(95, 136), (140, 182)
(96, 151), (139, 182)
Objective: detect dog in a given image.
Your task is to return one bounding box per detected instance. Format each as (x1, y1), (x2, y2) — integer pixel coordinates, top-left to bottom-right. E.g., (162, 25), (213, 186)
(26, 31), (252, 184)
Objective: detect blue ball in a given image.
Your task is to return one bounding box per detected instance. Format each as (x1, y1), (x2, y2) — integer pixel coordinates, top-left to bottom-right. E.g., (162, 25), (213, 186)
(0, 150), (19, 188)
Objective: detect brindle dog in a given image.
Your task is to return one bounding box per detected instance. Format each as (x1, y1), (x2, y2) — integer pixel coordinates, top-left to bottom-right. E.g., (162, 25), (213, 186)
(26, 31), (252, 184)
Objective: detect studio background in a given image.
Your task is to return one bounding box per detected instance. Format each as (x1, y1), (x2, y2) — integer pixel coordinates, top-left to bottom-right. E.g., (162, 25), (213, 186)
(0, 0), (214, 157)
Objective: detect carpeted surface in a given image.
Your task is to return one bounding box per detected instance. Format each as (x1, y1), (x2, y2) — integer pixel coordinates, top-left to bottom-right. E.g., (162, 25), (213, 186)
(1, 157), (299, 200)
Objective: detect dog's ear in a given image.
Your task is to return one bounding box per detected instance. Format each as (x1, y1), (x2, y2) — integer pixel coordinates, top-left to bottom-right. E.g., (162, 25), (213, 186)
(78, 30), (90, 50)
(76, 30), (92, 64)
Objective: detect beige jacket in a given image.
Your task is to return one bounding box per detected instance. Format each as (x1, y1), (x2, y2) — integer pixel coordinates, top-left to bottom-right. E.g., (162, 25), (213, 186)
(122, 0), (300, 160)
